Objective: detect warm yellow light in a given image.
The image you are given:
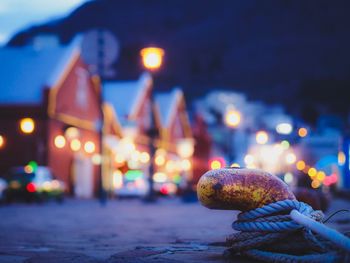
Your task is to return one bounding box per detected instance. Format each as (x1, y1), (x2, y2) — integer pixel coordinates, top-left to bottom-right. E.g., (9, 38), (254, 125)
(296, 160), (305, 170)
(231, 163), (240, 168)
(244, 154), (255, 165)
(210, 160), (222, 170)
(92, 154), (102, 165)
(256, 131), (269, 145)
(308, 167), (317, 178)
(140, 47), (164, 70)
(65, 127), (80, 140)
(176, 139), (195, 158)
(128, 159), (139, 169)
(154, 172), (167, 183)
(224, 109), (241, 128)
(338, 151), (346, 166)
(311, 179), (321, 189)
(24, 165), (33, 173)
(84, 141), (95, 154)
(0, 135), (4, 149)
(155, 148), (166, 156)
(155, 155), (166, 166)
(115, 154), (125, 164)
(119, 138), (136, 157)
(70, 139), (81, 152)
(181, 159), (192, 171)
(20, 118), (35, 134)
(316, 171), (326, 181)
(42, 181), (52, 191)
(140, 152), (150, 164)
(54, 135), (66, 149)
(165, 160), (176, 172)
(298, 127), (308, 137)
(285, 153), (296, 164)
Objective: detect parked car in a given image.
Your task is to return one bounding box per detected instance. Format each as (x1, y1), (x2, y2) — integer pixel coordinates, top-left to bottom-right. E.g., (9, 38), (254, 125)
(114, 170), (148, 198)
(2, 166), (65, 203)
(0, 178), (8, 203)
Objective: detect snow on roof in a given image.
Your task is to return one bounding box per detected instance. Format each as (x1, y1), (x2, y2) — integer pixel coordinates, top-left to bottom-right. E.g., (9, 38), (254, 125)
(0, 36), (81, 105)
(103, 72), (151, 125)
(155, 88), (183, 128)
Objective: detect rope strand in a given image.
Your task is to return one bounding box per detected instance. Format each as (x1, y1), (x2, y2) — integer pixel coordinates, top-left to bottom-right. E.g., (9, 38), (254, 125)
(227, 200), (350, 262)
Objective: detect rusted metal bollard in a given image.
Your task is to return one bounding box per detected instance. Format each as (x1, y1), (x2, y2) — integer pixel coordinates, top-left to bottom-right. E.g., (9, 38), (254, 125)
(197, 168), (350, 263)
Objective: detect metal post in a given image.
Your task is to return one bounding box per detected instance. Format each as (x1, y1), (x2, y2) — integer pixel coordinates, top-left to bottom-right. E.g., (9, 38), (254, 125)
(97, 29), (107, 205)
(145, 92), (158, 202)
(228, 128), (235, 165)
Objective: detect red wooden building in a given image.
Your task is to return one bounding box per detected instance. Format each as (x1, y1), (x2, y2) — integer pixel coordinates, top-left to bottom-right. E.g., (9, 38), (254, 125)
(0, 37), (102, 197)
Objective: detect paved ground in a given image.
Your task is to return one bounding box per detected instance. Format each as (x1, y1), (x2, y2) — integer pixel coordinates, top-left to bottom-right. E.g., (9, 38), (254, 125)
(0, 197), (350, 262)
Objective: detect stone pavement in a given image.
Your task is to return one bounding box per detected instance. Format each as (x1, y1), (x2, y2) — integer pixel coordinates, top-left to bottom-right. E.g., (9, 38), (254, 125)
(0, 197), (349, 263)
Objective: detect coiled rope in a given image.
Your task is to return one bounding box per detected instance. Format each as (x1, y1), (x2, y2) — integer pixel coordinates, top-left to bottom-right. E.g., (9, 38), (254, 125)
(226, 199), (350, 262)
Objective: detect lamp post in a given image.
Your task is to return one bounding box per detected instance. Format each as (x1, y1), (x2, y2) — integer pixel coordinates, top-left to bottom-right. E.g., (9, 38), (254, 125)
(140, 46), (164, 201)
(224, 108), (241, 165)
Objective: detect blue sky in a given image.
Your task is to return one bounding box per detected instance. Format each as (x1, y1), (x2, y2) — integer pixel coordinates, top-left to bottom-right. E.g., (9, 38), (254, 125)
(0, 0), (89, 45)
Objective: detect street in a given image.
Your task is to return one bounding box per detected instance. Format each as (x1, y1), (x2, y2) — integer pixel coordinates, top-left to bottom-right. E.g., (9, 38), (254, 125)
(1, 197), (350, 263)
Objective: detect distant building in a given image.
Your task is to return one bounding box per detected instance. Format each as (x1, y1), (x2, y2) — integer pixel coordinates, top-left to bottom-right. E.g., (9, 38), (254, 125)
(0, 37), (102, 197)
(103, 76), (194, 196)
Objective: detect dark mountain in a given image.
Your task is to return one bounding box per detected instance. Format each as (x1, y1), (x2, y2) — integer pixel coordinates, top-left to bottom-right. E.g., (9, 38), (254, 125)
(8, 0), (350, 123)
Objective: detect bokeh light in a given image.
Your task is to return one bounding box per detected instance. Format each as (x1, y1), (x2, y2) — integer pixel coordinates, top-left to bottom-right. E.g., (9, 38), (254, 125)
(20, 118), (35, 134)
(298, 127), (308, 137)
(84, 141), (95, 153)
(54, 135), (66, 149)
(70, 139), (81, 152)
(140, 47), (164, 70)
(256, 131), (269, 145)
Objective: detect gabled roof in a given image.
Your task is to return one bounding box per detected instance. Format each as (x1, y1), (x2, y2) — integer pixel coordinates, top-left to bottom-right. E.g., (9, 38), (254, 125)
(103, 72), (152, 126)
(0, 37), (81, 105)
(155, 88), (183, 128)
(155, 87), (192, 138)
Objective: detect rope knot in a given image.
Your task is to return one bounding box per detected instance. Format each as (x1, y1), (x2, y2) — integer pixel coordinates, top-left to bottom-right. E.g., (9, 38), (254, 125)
(227, 199), (348, 262)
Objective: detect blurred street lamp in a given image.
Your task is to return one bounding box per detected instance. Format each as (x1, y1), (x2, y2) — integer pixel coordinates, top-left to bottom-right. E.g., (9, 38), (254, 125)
(140, 47), (164, 71)
(224, 109), (241, 128)
(20, 118), (35, 134)
(224, 108), (241, 165)
(140, 46), (164, 201)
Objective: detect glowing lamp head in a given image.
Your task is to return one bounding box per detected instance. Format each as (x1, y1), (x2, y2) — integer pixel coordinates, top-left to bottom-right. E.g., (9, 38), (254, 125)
(224, 109), (241, 128)
(20, 118), (35, 134)
(140, 47), (164, 70)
